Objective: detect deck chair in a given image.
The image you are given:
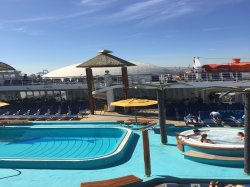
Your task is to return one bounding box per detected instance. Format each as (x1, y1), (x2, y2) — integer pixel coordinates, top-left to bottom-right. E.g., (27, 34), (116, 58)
(198, 111), (218, 126)
(219, 110), (241, 126)
(184, 114), (199, 125)
(80, 175), (142, 187)
(231, 110), (244, 126)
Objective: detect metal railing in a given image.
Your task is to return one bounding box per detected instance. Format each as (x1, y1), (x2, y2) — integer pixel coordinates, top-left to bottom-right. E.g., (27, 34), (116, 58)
(183, 72), (250, 82)
(0, 74), (157, 87)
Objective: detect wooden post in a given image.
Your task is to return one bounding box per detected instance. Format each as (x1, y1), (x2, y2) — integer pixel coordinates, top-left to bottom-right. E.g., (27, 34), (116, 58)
(157, 88), (167, 144)
(141, 130), (151, 177)
(86, 67), (95, 115)
(121, 66), (129, 99)
(244, 93), (250, 174)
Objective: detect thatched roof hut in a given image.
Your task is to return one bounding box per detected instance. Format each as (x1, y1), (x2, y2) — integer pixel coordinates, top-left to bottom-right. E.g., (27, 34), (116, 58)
(77, 50), (136, 68)
(77, 50), (136, 114)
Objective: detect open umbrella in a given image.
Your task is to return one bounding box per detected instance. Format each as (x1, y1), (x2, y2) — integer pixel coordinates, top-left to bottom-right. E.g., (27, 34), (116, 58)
(111, 98), (158, 123)
(111, 98), (157, 107)
(0, 102), (9, 107)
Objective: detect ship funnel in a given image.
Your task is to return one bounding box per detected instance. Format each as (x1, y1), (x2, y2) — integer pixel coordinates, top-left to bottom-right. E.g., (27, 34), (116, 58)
(193, 57), (203, 73)
(194, 57), (202, 69)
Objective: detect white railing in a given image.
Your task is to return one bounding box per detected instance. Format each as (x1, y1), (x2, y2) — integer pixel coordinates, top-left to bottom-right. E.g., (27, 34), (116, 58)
(183, 72), (250, 82)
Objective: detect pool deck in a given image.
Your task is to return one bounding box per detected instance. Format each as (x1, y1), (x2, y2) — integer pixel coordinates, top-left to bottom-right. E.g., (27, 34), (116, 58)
(0, 112), (249, 187)
(81, 110), (186, 127)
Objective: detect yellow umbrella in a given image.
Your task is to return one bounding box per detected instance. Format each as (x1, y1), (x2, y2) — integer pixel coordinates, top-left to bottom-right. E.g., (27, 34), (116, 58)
(0, 102), (9, 107)
(111, 98), (158, 107)
(111, 98), (158, 123)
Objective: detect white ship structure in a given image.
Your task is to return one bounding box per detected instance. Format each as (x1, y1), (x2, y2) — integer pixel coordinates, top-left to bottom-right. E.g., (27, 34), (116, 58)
(1, 53), (250, 110)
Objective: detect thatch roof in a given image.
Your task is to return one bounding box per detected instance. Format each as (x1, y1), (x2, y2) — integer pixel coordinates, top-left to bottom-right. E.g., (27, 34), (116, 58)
(77, 50), (136, 68)
(0, 62), (15, 71)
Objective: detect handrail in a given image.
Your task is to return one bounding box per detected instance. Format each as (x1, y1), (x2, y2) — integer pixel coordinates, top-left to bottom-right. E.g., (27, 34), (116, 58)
(139, 122), (158, 131)
(183, 72), (249, 82)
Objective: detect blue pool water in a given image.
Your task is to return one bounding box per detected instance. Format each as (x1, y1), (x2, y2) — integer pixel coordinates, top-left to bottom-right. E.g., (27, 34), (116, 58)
(0, 125), (133, 169)
(0, 127), (123, 159)
(1, 125), (250, 187)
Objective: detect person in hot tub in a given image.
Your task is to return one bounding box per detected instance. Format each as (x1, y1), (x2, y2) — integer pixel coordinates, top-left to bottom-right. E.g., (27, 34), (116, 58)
(178, 129), (202, 139)
(200, 133), (214, 144)
(237, 132), (244, 141)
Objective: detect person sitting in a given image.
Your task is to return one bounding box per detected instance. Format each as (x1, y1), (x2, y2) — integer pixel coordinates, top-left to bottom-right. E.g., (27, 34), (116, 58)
(210, 181), (224, 187)
(185, 113), (198, 124)
(237, 132), (245, 141)
(209, 181), (216, 187)
(191, 129), (201, 135)
(102, 104), (108, 115)
(200, 133), (214, 144)
(178, 129), (202, 139)
(210, 111), (222, 124)
(215, 181), (224, 187)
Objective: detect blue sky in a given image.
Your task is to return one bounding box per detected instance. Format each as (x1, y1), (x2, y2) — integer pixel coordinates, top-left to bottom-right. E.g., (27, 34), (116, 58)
(0, 0), (249, 74)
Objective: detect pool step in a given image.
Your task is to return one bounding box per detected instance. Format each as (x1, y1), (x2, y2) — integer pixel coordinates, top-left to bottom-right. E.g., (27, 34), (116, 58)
(183, 150), (243, 161)
(183, 150), (243, 167)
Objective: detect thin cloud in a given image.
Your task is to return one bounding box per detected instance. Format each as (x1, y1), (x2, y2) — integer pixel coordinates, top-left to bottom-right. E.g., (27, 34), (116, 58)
(2, 10), (96, 24)
(105, 0), (196, 25)
(79, 0), (118, 6)
(104, 0), (244, 25)
(10, 27), (28, 33)
(110, 0), (165, 20)
(1, 0), (244, 29)
(0, 25), (40, 35)
(202, 27), (226, 32)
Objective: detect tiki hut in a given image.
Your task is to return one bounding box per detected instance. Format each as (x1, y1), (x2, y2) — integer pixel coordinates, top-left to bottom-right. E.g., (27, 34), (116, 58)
(77, 50), (136, 114)
(77, 50), (135, 68)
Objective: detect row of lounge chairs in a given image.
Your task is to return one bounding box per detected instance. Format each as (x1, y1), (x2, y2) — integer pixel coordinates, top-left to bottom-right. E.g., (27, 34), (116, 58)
(184, 110), (244, 127)
(0, 110), (87, 121)
(0, 102), (88, 121)
(167, 102), (244, 120)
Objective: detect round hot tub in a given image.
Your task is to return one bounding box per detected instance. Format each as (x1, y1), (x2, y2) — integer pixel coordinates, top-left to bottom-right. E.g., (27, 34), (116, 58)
(176, 128), (244, 167)
(177, 128), (244, 156)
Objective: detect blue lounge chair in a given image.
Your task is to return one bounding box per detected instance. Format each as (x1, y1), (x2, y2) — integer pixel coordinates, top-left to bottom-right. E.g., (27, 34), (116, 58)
(218, 110), (239, 126)
(198, 111), (218, 126)
(184, 114), (199, 125)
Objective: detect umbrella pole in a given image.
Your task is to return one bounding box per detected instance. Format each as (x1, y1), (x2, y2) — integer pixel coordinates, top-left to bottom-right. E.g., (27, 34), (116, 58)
(135, 108), (137, 123)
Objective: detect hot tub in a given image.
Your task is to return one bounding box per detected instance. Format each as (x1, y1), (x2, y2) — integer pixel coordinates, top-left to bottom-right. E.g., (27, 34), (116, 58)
(177, 128), (244, 156)
(176, 128), (244, 167)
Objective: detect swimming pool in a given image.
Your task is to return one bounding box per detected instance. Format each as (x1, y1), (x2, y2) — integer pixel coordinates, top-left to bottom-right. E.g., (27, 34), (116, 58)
(0, 125), (133, 169)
